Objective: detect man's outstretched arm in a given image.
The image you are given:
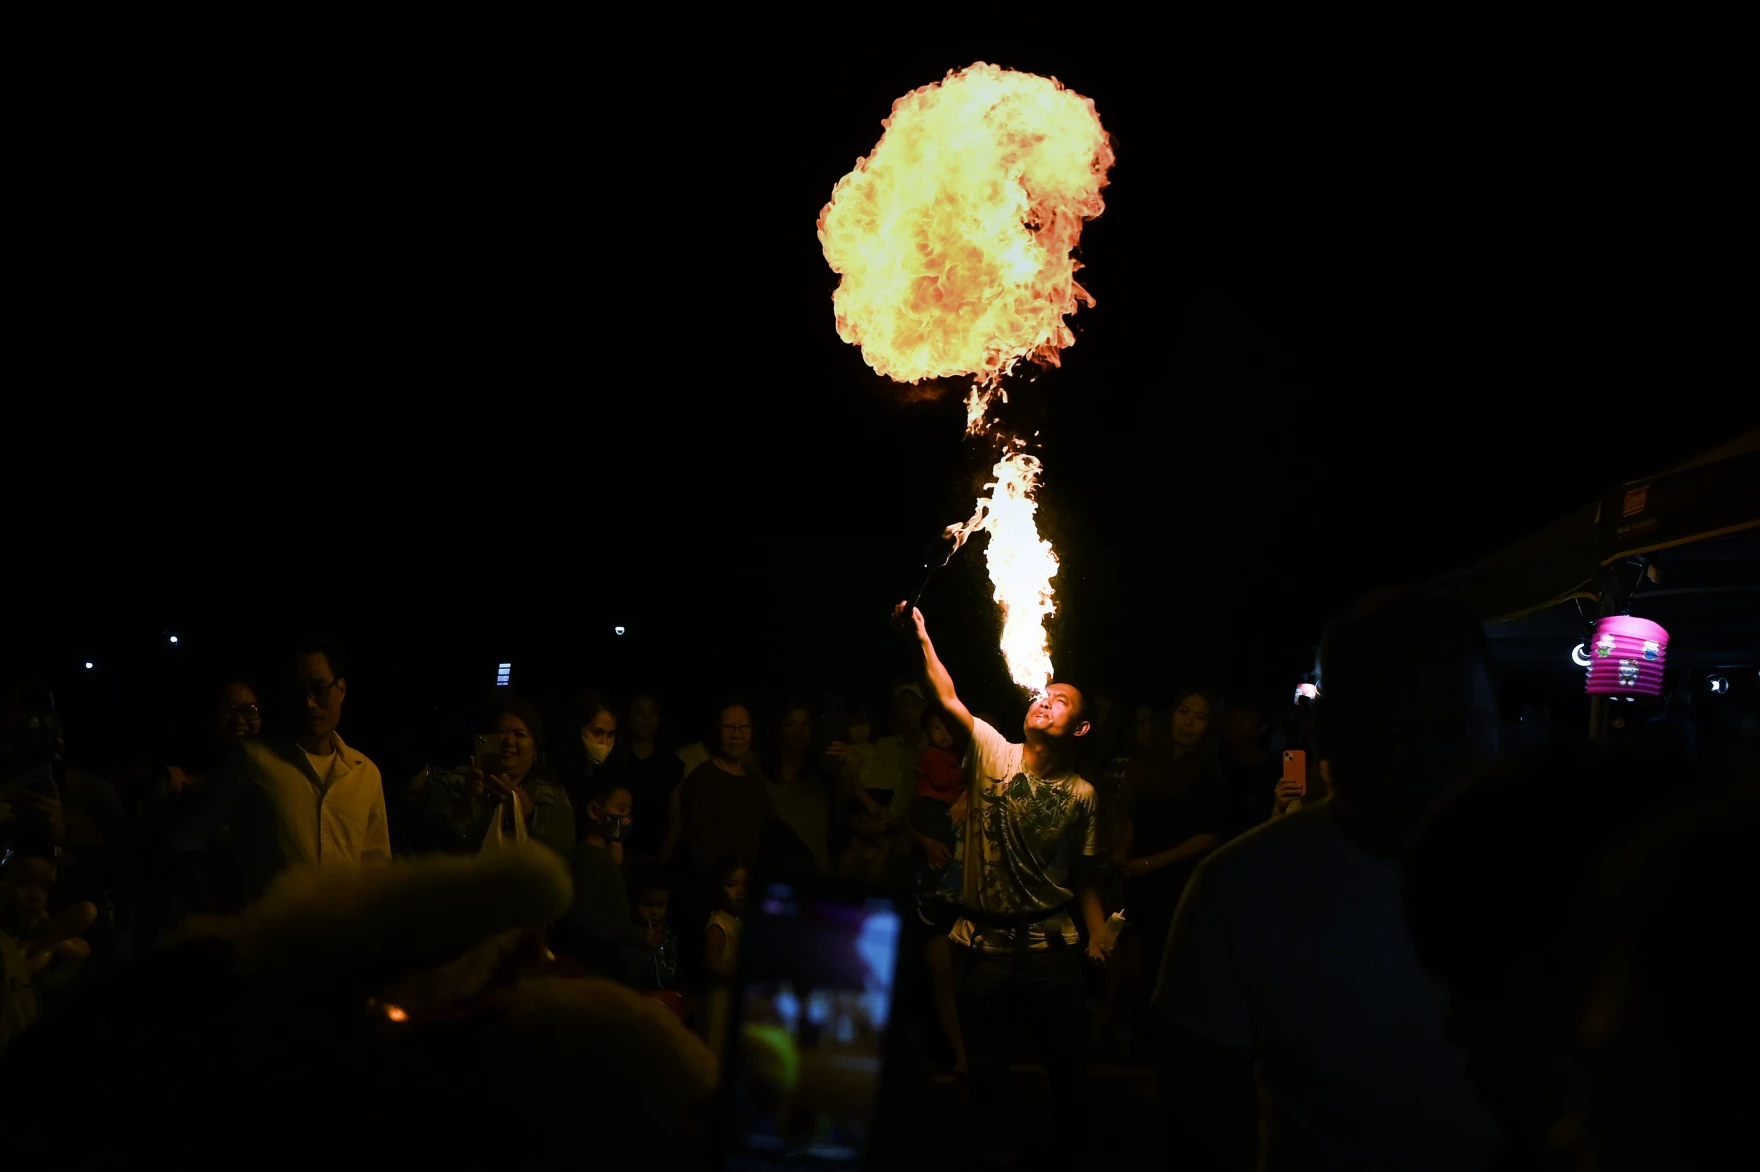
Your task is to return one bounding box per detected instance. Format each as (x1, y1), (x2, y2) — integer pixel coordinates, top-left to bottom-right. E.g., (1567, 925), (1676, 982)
(894, 602), (975, 738)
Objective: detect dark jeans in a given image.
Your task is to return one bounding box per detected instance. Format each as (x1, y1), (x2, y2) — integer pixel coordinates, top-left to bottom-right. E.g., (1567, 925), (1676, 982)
(956, 940), (1090, 1161)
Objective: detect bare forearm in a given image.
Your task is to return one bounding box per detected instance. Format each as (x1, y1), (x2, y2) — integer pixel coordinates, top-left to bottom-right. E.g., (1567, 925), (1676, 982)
(920, 634), (958, 710)
(918, 634), (974, 735)
(1078, 880), (1107, 940)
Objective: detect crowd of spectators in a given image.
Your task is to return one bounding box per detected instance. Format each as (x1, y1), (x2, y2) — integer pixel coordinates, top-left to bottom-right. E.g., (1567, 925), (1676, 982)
(0, 596), (1753, 1169)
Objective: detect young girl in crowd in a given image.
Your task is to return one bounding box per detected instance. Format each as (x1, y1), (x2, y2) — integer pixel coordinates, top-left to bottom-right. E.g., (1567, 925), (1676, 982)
(909, 708), (970, 1083)
(704, 855), (748, 979)
(909, 709), (965, 883)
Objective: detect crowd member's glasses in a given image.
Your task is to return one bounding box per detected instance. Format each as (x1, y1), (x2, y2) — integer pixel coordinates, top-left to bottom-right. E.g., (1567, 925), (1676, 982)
(296, 679), (341, 702)
(219, 703), (261, 718)
(721, 723), (753, 734)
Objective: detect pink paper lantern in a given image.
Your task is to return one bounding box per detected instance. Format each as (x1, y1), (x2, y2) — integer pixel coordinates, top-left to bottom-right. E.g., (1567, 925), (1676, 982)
(1585, 615), (1668, 697)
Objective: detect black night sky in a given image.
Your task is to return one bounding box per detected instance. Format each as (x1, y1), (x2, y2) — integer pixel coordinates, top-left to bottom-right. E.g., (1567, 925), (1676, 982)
(13, 10), (1753, 764)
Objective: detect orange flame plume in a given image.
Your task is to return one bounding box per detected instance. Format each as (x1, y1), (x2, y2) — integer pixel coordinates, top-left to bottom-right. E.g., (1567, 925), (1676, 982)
(820, 62), (1112, 697)
(945, 447), (1059, 695)
(817, 61), (1114, 429)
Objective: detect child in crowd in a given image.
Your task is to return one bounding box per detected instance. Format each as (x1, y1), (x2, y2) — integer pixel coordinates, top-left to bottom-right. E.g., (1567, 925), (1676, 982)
(623, 864), (687, 1019)
(1, 843), (96, 1049)
(704, 856), (748, 979)
(554, 778), (640, 980)
(699, 855), (749, 1059)
(910, 709), (965, 879)
(908, 710), (970, 1083)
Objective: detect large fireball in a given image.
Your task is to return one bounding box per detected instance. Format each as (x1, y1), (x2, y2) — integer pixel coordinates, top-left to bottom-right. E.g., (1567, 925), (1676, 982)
(817, 61), (1114, 422)
(821, 62), (1113, 698)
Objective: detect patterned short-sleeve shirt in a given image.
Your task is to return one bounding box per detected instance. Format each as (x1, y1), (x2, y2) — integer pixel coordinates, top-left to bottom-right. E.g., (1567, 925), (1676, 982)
(943, 719), (1099, 952)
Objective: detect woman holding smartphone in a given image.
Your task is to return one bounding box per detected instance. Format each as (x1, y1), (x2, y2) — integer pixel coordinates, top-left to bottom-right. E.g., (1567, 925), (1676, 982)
(421, 697), (575, 862)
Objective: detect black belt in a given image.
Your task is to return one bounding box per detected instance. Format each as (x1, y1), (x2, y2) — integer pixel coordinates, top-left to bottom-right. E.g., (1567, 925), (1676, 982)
(955, 901), (1073, 930)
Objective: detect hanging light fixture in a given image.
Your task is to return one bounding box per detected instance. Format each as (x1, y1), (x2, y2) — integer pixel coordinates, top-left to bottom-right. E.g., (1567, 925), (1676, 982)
(1585, 615), (1668, 698)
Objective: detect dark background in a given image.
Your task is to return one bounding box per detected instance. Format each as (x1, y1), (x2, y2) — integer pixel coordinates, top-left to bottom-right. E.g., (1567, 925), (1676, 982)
(10, 10), (1753, 768)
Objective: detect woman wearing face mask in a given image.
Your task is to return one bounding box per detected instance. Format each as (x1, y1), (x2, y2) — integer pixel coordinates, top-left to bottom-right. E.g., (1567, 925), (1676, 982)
(1114, 688), (1228, 1052)
(552, 691), (618, 841)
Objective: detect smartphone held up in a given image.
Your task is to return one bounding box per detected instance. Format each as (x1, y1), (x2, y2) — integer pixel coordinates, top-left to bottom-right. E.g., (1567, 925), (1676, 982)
(1282, 749), (1308, 814)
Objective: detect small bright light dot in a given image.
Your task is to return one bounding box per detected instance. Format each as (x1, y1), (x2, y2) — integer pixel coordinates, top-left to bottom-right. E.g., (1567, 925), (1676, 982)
(384, 1004), (408, 1022)
(1709, 676), (1730, 694)
(84, 662), (94, 670)
(169, 635), (179, 644)
(614, 626), (625, 636)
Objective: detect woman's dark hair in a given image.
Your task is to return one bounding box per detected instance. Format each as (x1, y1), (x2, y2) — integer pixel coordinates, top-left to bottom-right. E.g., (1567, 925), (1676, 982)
(568, 690), (617, 730)
(484, 694), (545, 745)
(709, 854), (748, 892)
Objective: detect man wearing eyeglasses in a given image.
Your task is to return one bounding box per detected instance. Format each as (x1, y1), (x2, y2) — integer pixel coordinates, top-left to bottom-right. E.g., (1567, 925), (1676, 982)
(200, 638), (391, 908)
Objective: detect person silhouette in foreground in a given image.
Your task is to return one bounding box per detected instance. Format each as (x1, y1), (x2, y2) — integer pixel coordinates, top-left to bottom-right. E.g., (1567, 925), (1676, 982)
(1152, 588), (1501, 1171)
(897, 601), (1107, 1171)
(1404, 741), (1714, 1171)
(0, 843), (717, 1169)
(1570, 779), (1758, 1172)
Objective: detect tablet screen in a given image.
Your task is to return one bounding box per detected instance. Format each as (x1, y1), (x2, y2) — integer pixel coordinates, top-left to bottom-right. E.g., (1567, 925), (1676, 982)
(723, 881), (903, 1169)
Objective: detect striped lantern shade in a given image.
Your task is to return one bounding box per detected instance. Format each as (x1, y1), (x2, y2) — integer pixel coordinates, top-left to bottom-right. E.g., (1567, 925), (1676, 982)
(1585, 615), (1668, 697)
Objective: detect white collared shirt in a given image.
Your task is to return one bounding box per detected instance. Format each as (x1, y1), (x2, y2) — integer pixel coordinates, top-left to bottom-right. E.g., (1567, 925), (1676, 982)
(217, 731), (391, 903)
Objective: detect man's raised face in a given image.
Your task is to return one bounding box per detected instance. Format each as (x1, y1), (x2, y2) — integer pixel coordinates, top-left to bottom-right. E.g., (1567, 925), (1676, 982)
(1023, 683), (1090, 741)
